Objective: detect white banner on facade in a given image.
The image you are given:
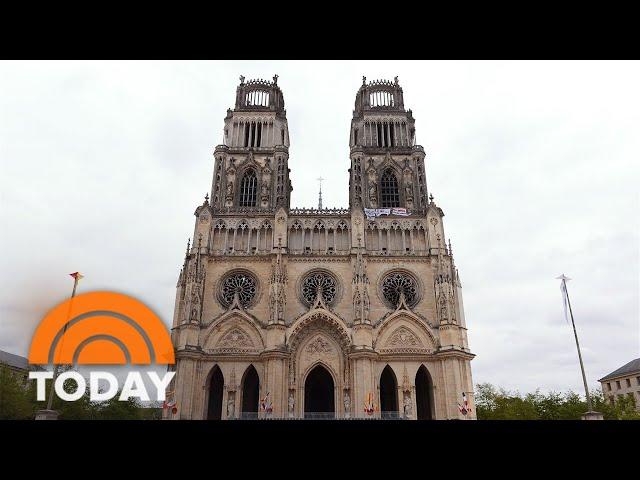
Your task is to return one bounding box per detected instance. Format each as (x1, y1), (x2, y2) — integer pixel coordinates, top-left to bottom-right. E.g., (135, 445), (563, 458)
(391, 208), (410, 216)
(365, 207), (410, 220)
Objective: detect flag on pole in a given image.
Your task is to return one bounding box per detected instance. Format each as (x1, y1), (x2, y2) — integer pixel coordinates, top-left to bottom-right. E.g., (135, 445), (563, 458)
(462, 392), (471, 413)
(364, 392), (375, 415)
(69, 272), (84, 281)
(259, 392), (272, 413)
(163, 399), (177, 414)
(556, 274), (571, 324)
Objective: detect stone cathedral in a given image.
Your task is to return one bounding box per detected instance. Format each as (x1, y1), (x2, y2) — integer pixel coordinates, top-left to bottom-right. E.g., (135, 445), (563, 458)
(166, 76), (475, 420)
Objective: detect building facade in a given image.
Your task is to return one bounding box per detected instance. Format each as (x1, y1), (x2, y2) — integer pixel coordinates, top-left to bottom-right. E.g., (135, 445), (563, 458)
(0, 350), (44, 387)
(599, 358), (640, 410)
(166, 76), (475, 420)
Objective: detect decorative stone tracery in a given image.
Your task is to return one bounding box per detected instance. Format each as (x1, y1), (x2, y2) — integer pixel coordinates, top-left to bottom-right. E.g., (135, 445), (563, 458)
(380, 270), (419, 308)
(219, 270), (258, 308)
(300, 270), (338, 307)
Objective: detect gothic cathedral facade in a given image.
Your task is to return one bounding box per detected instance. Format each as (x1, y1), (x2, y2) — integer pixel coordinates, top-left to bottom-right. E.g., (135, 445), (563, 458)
(167, 76), (475, 420)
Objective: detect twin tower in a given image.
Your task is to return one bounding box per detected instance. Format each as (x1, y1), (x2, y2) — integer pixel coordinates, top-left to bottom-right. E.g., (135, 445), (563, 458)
(167, 76), (475, 420)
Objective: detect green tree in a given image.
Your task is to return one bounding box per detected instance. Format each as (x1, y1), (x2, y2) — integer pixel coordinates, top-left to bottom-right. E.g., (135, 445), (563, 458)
(95, 395), (145, 420)
(475, 383), (640, 420)
(27, 365), (98, 420)
(0, 364), (33, 419)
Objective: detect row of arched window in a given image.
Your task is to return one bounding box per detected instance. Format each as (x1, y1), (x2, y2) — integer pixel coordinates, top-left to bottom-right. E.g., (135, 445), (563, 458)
(206, 363), (433, 419)
(365, 222), (430, 254)
(288, 220), (350, 254)
(211, 220), (273, 253)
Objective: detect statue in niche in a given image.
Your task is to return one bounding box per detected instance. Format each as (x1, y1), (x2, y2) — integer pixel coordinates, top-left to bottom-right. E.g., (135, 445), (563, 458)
(353, 291), (362, 320)
(403, 394), (412, 418)
(343, 391), (351, 418)
(261, 181), (270, 198)
(405, 181), (413, 200)
(369, 182), (377, 202)
(227, 395), (235, 419)
(288, 391), (295, 416)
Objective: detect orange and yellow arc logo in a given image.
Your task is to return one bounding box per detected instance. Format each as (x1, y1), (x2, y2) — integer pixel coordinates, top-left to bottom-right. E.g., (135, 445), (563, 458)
(28, 291), (175, 365)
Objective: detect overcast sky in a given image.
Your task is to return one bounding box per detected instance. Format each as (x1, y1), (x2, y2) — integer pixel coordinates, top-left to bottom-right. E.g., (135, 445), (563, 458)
(1, 60), (638, 396)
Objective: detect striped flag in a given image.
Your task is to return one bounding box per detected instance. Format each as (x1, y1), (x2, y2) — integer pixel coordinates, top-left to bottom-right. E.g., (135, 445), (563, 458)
(463, 392), (471, 412)
(364, 392), (375, 415)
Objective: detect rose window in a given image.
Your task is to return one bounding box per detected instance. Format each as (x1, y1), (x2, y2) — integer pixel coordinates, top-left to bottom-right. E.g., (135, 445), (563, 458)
(381, 271), (419, 308)
(301, 271), (338, 306)
(219, 271), (258, 308)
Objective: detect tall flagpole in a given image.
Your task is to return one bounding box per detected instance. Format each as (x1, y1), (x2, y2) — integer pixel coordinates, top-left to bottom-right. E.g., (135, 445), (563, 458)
(558, 275), (593, 412)
(44, 272), (81, 411)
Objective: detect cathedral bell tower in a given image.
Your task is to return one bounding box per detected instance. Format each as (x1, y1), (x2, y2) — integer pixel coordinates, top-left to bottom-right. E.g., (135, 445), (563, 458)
(348, 77), (428, 213)
(211, 75), (292, 213)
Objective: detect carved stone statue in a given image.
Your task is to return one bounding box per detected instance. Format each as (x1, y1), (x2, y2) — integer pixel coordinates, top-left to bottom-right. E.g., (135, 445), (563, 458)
(227, 396), (235, 418)
(403, 394), (412, 418)
(261, 181), (270, 197)
(405, 182), (413, 200)
(343, 391), (351, 418)
(226, 181), (234, 201)
(288, 391), (295, 416)
(369, 183), (377, 201)
(353, 291), (362, 320)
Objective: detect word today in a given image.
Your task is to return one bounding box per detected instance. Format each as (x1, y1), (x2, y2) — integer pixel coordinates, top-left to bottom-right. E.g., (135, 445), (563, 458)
(29, 371), (176, 402)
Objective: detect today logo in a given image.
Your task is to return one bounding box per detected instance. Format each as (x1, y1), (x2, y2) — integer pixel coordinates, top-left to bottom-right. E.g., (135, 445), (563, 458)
(28, 291), (175, 402)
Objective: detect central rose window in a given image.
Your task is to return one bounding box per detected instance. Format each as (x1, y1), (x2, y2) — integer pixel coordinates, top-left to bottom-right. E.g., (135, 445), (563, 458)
(300, 270), (338, 307)
(380, 271), (419, 308)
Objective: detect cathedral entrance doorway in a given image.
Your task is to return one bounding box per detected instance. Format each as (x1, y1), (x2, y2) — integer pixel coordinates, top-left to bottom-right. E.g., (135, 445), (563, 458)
(206, 365), (224, 420)
(241, 365), (259, 418)
(304, 365), (335, 419)
(415, 365), (433, 420)
(380, 365), (398, 418)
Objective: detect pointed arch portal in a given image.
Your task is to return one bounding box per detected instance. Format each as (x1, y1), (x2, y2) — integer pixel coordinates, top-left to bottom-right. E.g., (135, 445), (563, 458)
(304, 365), (335, 419)
(415, 365), (433, 420)
(241, 365), (259, 417)
(206, 365), (224, 420)
(380, 365), (398, 417)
